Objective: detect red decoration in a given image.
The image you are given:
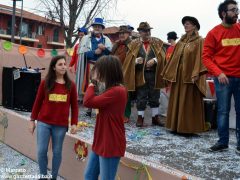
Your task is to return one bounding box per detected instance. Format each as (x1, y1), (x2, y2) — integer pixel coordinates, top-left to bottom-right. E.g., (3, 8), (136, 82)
(74, 140), (88, 161)
(208, 81), (215, 97)
(37, 48), (45, 58)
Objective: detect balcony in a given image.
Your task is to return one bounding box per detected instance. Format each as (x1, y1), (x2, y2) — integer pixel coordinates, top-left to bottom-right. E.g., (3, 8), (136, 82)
(47, 36), (65, 47)
(0, 28), (39, 42)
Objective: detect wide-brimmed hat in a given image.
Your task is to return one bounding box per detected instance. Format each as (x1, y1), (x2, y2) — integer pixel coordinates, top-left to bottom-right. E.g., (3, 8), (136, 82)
(167, 31), (178, 40)
(117, 25), (131, 33)
(182, 16), (200, 30)
(91, 18), (105, 29)
(127, 25), (134, 31)
(137, 22), (153, 31)
(78, 27), (88, 35)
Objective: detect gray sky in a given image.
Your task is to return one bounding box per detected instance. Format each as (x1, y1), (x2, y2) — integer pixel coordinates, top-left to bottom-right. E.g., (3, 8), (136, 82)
(1, 0), (239, 42)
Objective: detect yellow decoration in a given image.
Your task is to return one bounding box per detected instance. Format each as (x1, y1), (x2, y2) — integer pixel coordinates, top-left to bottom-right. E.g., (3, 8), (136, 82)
(120, 160), (152, 180)
(77, 121), (92, 128)
(222, 38), (240, 46)
(67, 48), (74, 56)
(49, 94), (67, 102)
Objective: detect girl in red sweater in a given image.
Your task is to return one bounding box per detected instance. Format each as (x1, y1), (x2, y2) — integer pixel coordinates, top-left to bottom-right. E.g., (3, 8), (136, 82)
(28, 55), (78, 179)
(83, 55), (127, 180)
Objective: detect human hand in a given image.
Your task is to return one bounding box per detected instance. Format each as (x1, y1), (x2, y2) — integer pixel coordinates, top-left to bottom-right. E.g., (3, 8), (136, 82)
(70, 125), (77, 134)
(95, 48), (102, 55)
(90, 69), (98, 81)
(89, 83), (95, 87)
(146, 59), (155, 67)
(218, 73), (229, 85)
(28, 120), (36, 135)
(98, 43), (106, 50)
(69, 66), (76, 73)
(136, 57), (144, 64)
(192, 75), (199, 83)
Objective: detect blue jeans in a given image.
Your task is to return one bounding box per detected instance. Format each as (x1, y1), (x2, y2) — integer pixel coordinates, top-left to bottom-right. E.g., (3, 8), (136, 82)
(214, 77), (240, 146)
(84, 151), (120, 180)
(37, 121), (68, 178)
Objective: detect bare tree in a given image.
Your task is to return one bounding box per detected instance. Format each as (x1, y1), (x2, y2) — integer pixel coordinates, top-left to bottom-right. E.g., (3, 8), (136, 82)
(38, 0), (117, 48)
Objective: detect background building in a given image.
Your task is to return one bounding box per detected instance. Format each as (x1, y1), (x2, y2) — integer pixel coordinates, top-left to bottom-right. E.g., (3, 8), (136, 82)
(0, 4), (65, 49)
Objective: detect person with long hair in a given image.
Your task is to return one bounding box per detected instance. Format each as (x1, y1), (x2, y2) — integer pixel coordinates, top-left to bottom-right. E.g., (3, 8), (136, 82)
(83, 55), (127, 180)
(28, 55), (78, 179)
(162, 16), (207, 134)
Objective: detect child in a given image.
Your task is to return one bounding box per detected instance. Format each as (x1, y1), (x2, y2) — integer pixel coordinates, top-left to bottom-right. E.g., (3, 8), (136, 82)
(83, 55), (127, 180)
(28, 55), (78, 179)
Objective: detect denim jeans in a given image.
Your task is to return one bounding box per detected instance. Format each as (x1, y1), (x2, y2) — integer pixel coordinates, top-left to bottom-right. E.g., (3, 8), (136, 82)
(37, 121), (68, 178)
(84, 151), (120, 180)
(214, 77), (240, 146)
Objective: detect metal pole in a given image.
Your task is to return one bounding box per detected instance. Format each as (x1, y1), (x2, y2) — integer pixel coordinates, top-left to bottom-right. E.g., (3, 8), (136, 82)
(11, 0), (16, 43)
(19, 0), (23, 44)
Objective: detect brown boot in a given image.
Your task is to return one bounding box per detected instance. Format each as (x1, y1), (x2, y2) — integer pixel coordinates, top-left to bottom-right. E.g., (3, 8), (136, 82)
(136, 115), (144, 127)
(152, 115), (164, 126)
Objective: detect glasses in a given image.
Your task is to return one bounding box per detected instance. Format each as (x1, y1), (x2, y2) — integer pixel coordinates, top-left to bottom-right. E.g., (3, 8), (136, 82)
(227, 8), (239, 13)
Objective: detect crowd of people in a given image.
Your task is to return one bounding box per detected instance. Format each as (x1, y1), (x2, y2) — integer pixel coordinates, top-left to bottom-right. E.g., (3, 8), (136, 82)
(28, 0), (239, 179)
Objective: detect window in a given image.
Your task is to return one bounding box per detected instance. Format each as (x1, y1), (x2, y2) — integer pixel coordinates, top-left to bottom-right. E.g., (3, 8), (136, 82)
(21, 22), (28, 37)
(53, 28), (59, 42)
(38, 25), (43, 35)
(7, 19), (12, 35)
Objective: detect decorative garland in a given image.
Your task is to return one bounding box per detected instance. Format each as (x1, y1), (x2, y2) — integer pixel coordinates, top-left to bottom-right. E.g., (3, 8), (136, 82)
(1, 40), (74, 57)
(120, 160), (152, 180)
(74, 140), (88, 161)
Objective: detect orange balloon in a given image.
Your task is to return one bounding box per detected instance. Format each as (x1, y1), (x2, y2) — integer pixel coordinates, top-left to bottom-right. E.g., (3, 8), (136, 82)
(18, 45), (28, 54)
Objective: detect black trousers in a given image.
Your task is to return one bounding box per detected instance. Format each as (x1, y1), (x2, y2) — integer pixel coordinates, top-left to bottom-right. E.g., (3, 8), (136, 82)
(136, 71), (160, 111)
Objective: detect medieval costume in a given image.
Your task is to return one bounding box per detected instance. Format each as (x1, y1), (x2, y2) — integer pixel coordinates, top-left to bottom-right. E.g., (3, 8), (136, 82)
(76, 18), (112, 98)
(69, 27), (88, 72)
(162, 16), (207, 133)
(111, 25), (132, 122)
(123, 22), (166, 127)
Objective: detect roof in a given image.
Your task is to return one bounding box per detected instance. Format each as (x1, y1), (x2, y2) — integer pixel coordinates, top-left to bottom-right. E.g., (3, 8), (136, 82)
(103, 26), (119, 34)
(103, 26), (140, 38)
(0, 4), (61, 26)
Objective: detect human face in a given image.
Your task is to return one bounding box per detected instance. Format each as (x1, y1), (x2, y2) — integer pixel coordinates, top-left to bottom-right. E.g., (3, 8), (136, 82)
(224, 4), (239, 24)
(54, 59), (67, 76)
(139, 29), (151, 41)
(119, 32), (130, 41)
(78, 32), (85, 39)
(183, 20), (196, 33)
(92, 25), (103, 35)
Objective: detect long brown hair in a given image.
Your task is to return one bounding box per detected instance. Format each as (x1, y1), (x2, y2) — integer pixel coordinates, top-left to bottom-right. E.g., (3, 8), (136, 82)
(93, 55), (123, 89)
(45, 55), (71, 92)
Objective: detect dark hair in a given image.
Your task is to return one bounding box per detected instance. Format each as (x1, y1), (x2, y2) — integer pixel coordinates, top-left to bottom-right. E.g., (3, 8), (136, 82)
(218, 0), (238, 20)
(45, 55), (71, 92)
(93, 55), (123, 89)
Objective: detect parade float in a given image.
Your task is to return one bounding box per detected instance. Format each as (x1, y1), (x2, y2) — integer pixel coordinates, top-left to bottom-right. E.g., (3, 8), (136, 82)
(0, 39), (239, 180)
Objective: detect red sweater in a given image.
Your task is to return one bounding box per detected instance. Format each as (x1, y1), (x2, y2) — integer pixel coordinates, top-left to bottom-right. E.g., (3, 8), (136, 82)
(69, 43), (79, 70)
(83, 85), (127, 158)
(31, 80), (78, 127)
(202, 23), (240, 77)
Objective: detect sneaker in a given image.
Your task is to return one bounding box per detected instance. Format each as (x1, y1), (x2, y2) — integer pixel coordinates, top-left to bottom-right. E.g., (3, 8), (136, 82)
(209, 143), (228, 152)
(236, 146), (240, 154)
